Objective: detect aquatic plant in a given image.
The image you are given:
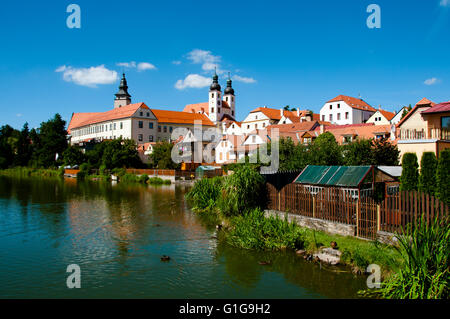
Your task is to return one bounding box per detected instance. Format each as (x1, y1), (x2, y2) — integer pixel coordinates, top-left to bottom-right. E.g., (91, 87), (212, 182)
(185, 176), (223, 212)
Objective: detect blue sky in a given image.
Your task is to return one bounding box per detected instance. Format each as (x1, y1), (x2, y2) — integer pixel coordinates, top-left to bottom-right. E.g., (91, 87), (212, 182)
(0, 0), (449, 129)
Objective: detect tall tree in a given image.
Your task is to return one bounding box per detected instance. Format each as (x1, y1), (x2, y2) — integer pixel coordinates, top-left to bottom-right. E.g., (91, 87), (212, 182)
(309, 132), (343, 165)
(62, 145), (86, 167)
(31, 114), (68, 167)
(13, 123), (33, 167)
(418, 152), (437, 196)
(400, 153), (419, 191)
(0, 125), (18, 168)
(343, 139), (374, 166)
(372, 138), (400, 166)
(149, 141), (180, 169)
(436, 149), (450, 205)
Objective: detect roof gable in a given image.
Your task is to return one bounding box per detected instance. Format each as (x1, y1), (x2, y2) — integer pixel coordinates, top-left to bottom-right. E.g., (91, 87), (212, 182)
(327, 95), (376, 112)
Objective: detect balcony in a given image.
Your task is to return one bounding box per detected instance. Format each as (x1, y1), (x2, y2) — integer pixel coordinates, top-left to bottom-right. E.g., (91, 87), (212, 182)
(398, 128), (450, 141)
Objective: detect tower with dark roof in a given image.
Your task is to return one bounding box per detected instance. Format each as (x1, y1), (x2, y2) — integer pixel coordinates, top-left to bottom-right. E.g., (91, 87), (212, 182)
(223, 72), (236, 119)
(114, 73), (132, 109)
(208, 69), (222, 123)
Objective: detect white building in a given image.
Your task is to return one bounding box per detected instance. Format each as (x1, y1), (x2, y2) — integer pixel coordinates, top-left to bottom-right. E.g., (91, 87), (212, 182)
(366, 108), (395, 125)
(320, 95), (376, 125)
(241, 107), (296, 134)
(390, 107), (409, 125)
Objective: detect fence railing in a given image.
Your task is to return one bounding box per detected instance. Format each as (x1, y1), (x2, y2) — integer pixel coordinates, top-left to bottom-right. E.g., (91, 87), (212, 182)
(266, 183), (449, 240)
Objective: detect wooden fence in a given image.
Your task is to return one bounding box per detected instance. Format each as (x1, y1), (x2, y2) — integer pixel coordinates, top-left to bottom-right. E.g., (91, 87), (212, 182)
(266, 183), (449, 240)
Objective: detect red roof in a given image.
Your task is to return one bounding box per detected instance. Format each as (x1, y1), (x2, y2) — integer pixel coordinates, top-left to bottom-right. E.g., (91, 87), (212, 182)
(327, 95), (376, 112)
(151, 109), (215, 126)
(377, 109), (395, 121)
(397, 97), (435, 127)
(250, 107), (297, 120)
(421, 101), (450, 114)
(68, 103), (149, 133)
(183, 101), (230, 114)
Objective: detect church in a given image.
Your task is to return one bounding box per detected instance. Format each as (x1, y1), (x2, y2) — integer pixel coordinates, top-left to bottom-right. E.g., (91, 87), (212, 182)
(183, 71), (237, 124)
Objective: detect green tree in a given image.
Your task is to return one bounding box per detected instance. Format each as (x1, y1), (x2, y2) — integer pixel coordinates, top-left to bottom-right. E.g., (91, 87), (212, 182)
(0, 125), (17, 168)
(149, 141), (180, 169)
(372, 138), (400, 165)
(62, 145), (86, 167)
(258, 137), (308, 171)
(436, 149), (450, 205)
(343, 139), (374, 166)
(418, 152), (437, 196)
(31, 114), (68, 167)
(309, 132), (342, 165)
(400, 153), (419, 191)
(101, 138), (142, 169)
(13, 123), (33, 167)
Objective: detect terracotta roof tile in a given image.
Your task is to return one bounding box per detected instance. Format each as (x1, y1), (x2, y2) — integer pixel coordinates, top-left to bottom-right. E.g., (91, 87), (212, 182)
(327, 95), (376, 112)
(250, 107), (297, 120)
(421, 101), (450, 114)
(151, 108), (215, 126)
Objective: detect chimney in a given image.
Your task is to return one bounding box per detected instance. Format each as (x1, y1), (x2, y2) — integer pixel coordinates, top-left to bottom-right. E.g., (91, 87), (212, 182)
(280, 109), (283, 117)
(297, 109), (300, 117)
(320, 124), (324, 134)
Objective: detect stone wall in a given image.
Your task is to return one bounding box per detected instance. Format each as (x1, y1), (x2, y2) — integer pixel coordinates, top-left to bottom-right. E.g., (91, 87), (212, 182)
(264, 209), (356, 237)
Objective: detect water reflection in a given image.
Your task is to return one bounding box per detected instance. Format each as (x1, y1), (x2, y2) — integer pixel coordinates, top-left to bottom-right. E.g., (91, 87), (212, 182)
(0, 176), (367, 298)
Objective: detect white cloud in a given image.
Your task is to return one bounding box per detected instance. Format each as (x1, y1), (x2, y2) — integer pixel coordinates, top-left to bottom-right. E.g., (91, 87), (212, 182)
(116, 61), (157, 71)
(16, 113), (22, 117)
(172, 60), (182, 65)
(440, 0), (450, 7)
(117, 61), (137, 68)
(137, 62), (157, 71)
(56, 65), (118, 87)
(175, 74), (211, 90)
(424, 77), (440, 85)
(187, 49), (223, 74)
(233, 75), (257, 84)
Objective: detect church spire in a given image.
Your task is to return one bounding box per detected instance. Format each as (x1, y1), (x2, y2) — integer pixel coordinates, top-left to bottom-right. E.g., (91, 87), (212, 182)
(114, 73), (132, 108)
(209, 68), (221, 91)
(224, 72), (234, 95)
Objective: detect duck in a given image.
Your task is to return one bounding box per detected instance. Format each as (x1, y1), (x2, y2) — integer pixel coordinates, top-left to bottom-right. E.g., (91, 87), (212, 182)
(258, 261), (271, 266)
(160, 255), (171, 262)
(330, 241), (338, 249)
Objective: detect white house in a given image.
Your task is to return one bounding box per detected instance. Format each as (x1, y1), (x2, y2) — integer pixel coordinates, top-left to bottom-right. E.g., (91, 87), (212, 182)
(366, 109), (395, 125)
(215, 135), (246, 164)
(221, 120), (244, 136)
(241, 107), (298, 134)
(390, 107), (409, 125)
(320, 95), (376, 125)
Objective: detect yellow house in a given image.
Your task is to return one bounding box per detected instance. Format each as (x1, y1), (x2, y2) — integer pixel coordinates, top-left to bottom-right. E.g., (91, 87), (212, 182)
(397, 98), (450, 163)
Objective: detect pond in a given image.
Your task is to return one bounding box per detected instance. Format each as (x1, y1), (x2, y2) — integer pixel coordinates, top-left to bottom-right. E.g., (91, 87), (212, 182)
(0, 176), (367, 298)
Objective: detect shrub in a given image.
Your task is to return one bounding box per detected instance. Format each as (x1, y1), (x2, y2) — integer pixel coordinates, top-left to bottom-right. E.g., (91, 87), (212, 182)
(99, 164), (108, 176)
(400, 153), (418, 191)
(436, 149), (450, 205)
(185, 177), (223, 211)
(120, 173), (139, 183)
(219, 165), (265, 216)
(148, 177), (164, 185)
(418, 152), (437, 195)
(111, 167), (126, 177)
(226, 208), (304, 251)
(138, 174), (149, 184)
(381, 216), (449, 299)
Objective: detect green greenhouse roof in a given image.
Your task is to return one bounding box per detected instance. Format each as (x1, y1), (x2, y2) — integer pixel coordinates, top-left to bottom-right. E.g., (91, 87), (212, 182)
(293, 165), (372, 187)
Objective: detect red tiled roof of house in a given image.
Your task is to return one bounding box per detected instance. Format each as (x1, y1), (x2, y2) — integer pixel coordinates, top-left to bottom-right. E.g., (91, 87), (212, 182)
(324, 124), (392, 144)
(266, 121), (319, 133)
(378, 109), (395, 121)
(327, 95), (376, 112)
(151, 108), (215, 126)
(250, 107), (296, 120)
(397, 97), (435, 127)
(68, 103), (150, 133)
(421, 101), (450, 114)
(183, 101), (230, 114)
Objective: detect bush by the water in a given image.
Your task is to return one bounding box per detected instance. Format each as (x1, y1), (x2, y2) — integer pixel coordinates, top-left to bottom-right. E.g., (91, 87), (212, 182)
(219, 165), (265, 216)
(185, 176), (223, 211)
(380, 216), (449, 299)
(226, 209), (304, 251)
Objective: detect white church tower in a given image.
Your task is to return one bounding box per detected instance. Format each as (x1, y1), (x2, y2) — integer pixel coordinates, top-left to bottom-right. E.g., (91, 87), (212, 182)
(114, 73), (132, 109)
(223, 73), (236, 120)
(208, 70), (222, 123)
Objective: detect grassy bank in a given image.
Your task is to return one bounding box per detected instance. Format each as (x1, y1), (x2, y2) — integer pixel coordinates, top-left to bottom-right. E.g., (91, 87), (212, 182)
(0, 167), (64, 178)
(77, 167), (171, 185)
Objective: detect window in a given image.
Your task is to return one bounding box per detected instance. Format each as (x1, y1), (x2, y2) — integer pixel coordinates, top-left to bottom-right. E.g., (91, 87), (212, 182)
(169, 127), (173, 133)
(211, 108), (214, 113)
(329, 104), (332, 110)
(337, 103), (340, 108)
(329, 114), (333, 121)
(149, 122), (153, 129)
(226, 97), (228, 102)
(345, 112), (349, 119)
(149, 135), (153, 142)
(146, 112), (150, 117)
(158, 126), (161, 132)
(138, 121), (143, 128)
(247, 125), (250, 129)
(218, 108), (221, 113)
(322, 115), (325, 121)
(232, 97), (234, 102)
(211, 93), (214, 98)
(138, 134), (143, 141)
(263, 122), (266, 128)
(139, 111), (143, 116)
(163, 126), (167, 133)
(113, 123), (116, 130)
(337, 113), (341, 120)
(232, 111), (234, 116)
(120, 122), (123, 129)
(252, 136), (256, 143)
(218, 100), (221, 106)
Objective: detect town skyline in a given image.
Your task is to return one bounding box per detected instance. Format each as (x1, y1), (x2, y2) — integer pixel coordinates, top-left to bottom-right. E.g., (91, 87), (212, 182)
(1, 0), (450, 129)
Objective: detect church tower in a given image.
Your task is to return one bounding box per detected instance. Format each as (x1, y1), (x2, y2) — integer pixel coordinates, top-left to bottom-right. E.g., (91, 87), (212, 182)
(208, 70), (222, 123)
(223, 73), (235, 120)
(114, 73), (132, 109)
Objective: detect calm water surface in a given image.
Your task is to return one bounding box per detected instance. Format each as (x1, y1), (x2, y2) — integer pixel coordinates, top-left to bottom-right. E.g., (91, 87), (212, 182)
(0, 176), (367, 298)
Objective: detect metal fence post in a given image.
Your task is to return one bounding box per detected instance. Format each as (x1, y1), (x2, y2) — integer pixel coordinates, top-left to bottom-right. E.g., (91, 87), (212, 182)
(377, 204), (381, 231)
